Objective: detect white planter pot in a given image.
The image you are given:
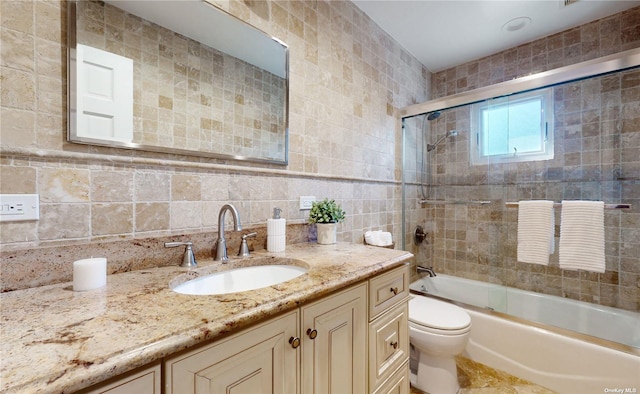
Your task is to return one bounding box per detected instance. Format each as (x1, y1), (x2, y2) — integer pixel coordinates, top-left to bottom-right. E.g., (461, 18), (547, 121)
(316, 223), (337, 244)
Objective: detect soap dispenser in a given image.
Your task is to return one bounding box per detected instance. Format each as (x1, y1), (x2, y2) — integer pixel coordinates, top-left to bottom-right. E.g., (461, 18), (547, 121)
(267, 208), (286, 252)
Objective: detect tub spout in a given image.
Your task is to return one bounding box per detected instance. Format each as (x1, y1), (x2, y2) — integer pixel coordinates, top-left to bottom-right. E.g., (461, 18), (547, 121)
(417, 266), (436, 277)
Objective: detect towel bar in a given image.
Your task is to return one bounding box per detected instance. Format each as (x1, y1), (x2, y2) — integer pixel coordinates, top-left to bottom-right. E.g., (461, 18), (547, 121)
(505, 202), (631, 210)
(420, 200), (492, 205)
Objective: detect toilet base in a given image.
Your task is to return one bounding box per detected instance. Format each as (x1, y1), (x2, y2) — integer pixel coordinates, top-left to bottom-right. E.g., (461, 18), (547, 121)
(413, 352), (460, 394)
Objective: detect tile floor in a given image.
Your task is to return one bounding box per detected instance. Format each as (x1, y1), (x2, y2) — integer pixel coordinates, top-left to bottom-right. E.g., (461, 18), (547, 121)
(410, 356), (557, 394)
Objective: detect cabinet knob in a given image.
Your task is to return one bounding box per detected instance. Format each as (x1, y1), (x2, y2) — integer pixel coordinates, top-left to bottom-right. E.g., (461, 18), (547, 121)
(306, 328), (318, 339)
(390, 287), (399, 295)
(390, 341), (398, 349)
(289, 337), (301, 349)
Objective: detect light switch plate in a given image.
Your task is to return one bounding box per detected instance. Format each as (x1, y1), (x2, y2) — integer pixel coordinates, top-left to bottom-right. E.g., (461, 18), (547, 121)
(299, 196), (316, 210)
(0, 194), (40, 222)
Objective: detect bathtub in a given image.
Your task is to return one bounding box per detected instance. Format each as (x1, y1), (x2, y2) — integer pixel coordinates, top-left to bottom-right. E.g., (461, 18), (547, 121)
(410, 274), (640, 394)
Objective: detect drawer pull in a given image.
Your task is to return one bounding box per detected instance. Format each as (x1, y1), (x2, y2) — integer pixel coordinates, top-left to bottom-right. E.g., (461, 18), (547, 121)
(306, 328), (318, 339)
(289, 337), (301, 349)
(390, 341), (398, 349)
(390, 287), (399, 295)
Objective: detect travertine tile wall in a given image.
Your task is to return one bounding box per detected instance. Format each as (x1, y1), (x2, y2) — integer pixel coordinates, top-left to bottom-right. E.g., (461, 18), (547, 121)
(0, 0), (428, 289)
(75, 0), (286, 159)
(406, 7), (640, 312)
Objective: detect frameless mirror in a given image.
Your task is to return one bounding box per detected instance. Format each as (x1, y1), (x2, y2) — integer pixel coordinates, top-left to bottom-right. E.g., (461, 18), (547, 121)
(68, 0), (289, 165)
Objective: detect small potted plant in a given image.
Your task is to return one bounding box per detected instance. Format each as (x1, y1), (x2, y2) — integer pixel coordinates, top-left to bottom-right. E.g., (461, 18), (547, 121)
(308, 198), (345, 244)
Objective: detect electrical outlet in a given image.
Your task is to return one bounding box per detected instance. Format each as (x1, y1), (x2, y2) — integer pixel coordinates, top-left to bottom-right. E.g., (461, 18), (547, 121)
(299, 196), (316, 210)
(0, 194), (40, 222)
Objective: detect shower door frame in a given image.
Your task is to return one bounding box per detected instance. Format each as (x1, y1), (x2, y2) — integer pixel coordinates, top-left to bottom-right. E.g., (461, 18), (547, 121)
(398, 47), (640, 250)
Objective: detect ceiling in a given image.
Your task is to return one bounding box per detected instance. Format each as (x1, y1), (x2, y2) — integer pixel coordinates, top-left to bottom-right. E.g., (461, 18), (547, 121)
(352, 0), (640, 72)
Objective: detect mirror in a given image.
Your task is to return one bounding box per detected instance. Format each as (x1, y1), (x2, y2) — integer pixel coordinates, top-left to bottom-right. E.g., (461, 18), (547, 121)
(68, 0), (289, 165)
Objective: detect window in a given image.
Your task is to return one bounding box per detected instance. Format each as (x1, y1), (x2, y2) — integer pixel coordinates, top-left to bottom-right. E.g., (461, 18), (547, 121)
(470, 88), (554, 165)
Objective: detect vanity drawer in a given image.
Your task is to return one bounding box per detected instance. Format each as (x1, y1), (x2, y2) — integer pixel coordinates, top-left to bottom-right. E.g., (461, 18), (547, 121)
(369, 264), (410, 320)
(372, 360), (409, 394)
(368, 301), (409, 391)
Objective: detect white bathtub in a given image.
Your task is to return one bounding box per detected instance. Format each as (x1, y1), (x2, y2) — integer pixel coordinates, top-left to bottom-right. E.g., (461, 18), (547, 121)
(410, 274), (640, 394)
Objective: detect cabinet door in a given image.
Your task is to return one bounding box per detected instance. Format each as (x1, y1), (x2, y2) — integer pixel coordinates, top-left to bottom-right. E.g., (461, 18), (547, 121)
(80, 363), (161, 394)
(165, 310), (299, 394)
(301, 283), (367, 394)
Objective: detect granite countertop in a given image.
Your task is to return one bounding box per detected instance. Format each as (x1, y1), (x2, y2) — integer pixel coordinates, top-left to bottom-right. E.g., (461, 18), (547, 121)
(0, 242), (413, 394)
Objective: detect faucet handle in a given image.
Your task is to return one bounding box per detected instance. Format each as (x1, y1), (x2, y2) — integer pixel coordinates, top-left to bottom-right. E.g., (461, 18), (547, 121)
(164, 241), (197, 267)
(238, 232), (257, 257)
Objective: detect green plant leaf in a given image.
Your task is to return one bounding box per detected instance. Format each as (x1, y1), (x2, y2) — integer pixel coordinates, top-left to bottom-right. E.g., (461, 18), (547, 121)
(308, 198), (345, 224)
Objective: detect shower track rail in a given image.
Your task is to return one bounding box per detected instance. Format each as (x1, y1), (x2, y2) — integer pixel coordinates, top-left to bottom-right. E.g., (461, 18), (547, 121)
(418, 200), (632, 210)
(419, 200), (492, 205)
(505, 202), (631, 210)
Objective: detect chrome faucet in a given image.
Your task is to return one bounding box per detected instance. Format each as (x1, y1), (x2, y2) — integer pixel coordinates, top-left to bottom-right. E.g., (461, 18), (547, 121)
(417, 266), (437, 277)
(215, 204), (242, 262)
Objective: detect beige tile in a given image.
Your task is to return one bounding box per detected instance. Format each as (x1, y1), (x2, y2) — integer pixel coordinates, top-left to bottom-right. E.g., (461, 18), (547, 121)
(135, 202), (169, 232)
(34, 1), (63, 43)
(0, 221), (38, 244)
(171, 174), (201, 201)
(92, 203), (133, 236)
(0, 67), (36, 110)
(170, 201), (202, 230)
(0, 108), (36, 148)
(1, 1), (34, 34)
(39, 168), (90, 203)
(135, 172), (170, 202)
(38, 203), (90, 240)
(0, 165), (36, 194)
(91, 171), (133, 202)
(1, 28), (34, 71)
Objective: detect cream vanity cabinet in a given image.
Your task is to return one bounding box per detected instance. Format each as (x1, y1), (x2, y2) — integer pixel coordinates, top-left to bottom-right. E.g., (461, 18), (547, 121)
(161, 263), (410, 394)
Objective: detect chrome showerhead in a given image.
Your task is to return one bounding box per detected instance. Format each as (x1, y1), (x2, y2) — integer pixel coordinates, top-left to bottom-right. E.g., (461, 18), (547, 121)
(426, 111), (441, 121)
(426, 130), (458, 152)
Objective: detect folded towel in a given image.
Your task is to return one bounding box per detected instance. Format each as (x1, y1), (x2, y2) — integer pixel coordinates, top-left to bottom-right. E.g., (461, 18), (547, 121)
(517, 200), (555, 265)
(365, 230), (393, 246)
(379, 232), (393, 246)
(559, 200), (605, 273)
(364, 230), (380, 245)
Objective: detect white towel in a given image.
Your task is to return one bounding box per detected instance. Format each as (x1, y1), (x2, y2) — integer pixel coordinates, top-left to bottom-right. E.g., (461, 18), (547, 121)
(517, 200), (555, 265)
(364, 230), (380, 245)
(365, 230), (393, 246)
(559, 200), (605, 273)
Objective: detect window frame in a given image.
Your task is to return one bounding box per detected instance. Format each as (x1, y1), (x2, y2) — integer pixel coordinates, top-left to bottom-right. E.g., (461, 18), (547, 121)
(470, 88), (554, 165)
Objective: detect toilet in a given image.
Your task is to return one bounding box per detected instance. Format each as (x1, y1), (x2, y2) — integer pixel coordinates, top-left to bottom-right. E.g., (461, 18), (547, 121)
(409, 295), (471, 394)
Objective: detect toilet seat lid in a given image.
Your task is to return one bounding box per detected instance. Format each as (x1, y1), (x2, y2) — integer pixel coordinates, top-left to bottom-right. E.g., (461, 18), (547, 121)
(409, 296), (471, 330)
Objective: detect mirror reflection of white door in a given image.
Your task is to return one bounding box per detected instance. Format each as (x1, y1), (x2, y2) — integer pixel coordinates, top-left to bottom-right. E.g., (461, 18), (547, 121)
(76, 44), (133, 142)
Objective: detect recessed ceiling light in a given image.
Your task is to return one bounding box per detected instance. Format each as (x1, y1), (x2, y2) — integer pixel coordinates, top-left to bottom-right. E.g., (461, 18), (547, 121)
(502, 16), (531, 32)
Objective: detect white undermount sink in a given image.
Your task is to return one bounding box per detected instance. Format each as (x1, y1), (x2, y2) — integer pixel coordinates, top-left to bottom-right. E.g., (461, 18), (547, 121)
(171, 263), (308, 295)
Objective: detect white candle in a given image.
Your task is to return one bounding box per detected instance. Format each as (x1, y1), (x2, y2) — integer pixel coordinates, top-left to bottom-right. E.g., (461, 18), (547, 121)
(73, 257), (107, 291)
